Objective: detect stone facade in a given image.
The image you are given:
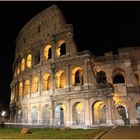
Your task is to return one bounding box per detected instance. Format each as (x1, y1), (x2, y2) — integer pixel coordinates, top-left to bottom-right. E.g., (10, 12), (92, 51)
(10, 5), (140, 127)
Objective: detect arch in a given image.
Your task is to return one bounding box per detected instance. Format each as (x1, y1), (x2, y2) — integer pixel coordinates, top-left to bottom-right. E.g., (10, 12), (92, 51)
(96, 71), (107, 83)
(23, 107), (28, 124)
(17, 63), (20, 75)
(42, 105), (50, 125)
(32, 76), (39, 93)
(112, 68), (125, 84)
(54, 104), (65, 125)
(135, 73), (140, 85)
(56, 40), (66, 57)
(72, 67), (83, 86)
(115, 102), (129, 125)
(31, 106), (38, 124)
(55, 70), (66, 88)
(34, 50), (40, 65)
(24, 80), (30, 95)
(72, 102), (85, 125)
(19, 82), (23, 97)
(44, 44), (52, 60)
(136, 103), (140, 124)
(113, 74), (125, 84)
(17, 109), (22, 123)
(26, 54), (32, 68)
(21, 58), (25, 71)
(42, 73), (51, 90)
(92, 101), (106, 124)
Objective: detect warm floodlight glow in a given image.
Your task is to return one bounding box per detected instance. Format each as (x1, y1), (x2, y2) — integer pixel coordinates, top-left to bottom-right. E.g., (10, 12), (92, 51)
(26, 54), (32, 68)
(1, 111), (6, 117)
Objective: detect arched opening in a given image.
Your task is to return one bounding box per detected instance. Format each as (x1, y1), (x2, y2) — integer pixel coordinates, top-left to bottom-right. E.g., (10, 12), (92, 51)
(96, 71), (107, 83)
(17, 109), (22, 123)
(23, 107), (28, 124)
(56, 40), (66, 57)
(60, 43), (66, 56)
(54, 104), (65, 125)
(34, 50), (40, 65)
(73, 102), (85, 125)
(92, 101), (106, 124)
(24, 80), (30, 95)
(17, 63), (20, 75)
(31, 106), (38, 124)
(42, 73), (51, 91)
(48, 48), (52, 59)
(112, 68), (125, 84)
(72, 67), (83, 86)
(135, 74), (140, 85)
(113, 74), (125, 84)
(55, 70), (66, 88)
(136, 103), (140, 124)
(42, 105), (50, 125)
(44, 45), (52, 60)
(19, 82), (23, 97)
(32, 77), (39, 93)
(26, 54), (32, 68)
(116, 103), (129, 125)
(21, 58), (25, 71)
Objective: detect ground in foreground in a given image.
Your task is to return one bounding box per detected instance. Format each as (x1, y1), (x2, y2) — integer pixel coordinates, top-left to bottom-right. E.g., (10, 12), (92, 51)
(0, 127), (104, 139)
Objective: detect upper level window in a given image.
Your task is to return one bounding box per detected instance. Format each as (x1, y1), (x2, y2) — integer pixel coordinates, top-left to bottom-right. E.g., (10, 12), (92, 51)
(26, 54), (32, 68)
(112, 68), (125, 84)
(42, 73), (51, 90)
(72, 67), (83, 86)
(32, 76), (39, 93)
(44, 45), (52, 60)
(21, 58), (25, 71)
(96, 71), (107, 83)
(34, 50), (40, 65)
(19, 82), (23, 97)
(24, 80), (30, 95)
(56, 40), (66, 57)
(55, 70), (66, 88)
(17, 63), (20, 75)
(113, 74), (125, 84)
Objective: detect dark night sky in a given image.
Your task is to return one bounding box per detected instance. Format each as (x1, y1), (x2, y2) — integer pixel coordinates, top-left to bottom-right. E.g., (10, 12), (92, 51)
(1, 1), (140, 106)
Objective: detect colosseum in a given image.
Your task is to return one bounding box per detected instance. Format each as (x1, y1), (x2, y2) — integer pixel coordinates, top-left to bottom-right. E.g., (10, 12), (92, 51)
(10, 5), (140, 128)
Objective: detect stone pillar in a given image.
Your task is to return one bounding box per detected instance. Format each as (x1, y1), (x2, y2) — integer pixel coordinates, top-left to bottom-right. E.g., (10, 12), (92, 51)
(129, 96), (136, 125)
(50, 64), (55, 95)
(50, 98), (55, 126)
(66, 64), (71, 92)
(65, 99), (71, 127)
(85, 98), (90, 126)
(51, 39), (56, 63)
(39, 71), (42, 96)
(29, 75), (32, 98)
(106, 96), (114, 126)
(22, 80), (24, 99)
(28, 105), (31, 125)
(84, 59), (89, 89)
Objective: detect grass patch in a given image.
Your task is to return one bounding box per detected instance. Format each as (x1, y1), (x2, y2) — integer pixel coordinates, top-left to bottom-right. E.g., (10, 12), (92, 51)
(0, 127), (104, 139)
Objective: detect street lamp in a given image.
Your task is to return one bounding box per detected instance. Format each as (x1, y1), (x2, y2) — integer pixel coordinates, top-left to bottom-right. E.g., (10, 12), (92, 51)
(1, 111), (6, 118)
(0, 111), (6, 127)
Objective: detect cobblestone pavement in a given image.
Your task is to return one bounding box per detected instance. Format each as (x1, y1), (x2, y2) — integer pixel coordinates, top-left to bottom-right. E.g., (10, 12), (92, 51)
(100, 126), (140, 139)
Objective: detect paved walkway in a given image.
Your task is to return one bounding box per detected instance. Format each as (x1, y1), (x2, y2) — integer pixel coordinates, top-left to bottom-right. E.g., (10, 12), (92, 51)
(100, 126), (140, 139)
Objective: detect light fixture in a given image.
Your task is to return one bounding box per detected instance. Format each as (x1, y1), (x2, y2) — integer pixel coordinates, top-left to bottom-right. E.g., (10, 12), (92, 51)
(1, 111), (6, 117)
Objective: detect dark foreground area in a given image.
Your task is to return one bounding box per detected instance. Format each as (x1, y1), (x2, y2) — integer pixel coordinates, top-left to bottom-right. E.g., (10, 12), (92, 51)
(100, 126), (140, 139)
